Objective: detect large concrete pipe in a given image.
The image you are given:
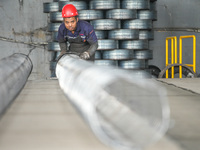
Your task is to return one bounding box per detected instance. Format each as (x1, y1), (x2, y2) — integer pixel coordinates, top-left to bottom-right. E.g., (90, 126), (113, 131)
(56, 54), (170, 150)
(0, 53), (32, 116)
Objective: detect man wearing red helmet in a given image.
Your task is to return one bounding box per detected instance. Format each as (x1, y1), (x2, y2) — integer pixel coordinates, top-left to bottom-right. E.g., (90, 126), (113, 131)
(57, 4), (98, 60)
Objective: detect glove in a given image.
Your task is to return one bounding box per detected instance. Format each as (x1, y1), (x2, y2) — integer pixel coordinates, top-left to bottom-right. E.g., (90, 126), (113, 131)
(80, 51), (90, 60)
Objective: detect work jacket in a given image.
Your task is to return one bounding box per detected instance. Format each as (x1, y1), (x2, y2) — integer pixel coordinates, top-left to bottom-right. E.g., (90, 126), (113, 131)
(57, 20), (98, 60)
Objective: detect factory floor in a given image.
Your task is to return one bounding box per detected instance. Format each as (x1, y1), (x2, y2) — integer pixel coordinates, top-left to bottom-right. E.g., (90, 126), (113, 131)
(0, 78), (199, 150)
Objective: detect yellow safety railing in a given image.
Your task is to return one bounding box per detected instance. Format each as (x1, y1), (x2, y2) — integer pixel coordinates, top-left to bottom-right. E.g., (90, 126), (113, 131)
(166, 35), (196, 78)
(179, 35), (196, 78)
(165, 36), (177, 78)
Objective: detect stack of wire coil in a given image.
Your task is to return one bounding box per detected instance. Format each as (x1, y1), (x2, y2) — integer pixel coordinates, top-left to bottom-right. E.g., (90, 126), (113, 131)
(43, 0), (157, 77)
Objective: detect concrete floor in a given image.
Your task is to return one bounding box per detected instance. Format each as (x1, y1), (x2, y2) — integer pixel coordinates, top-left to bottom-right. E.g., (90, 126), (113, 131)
(0, 78), (199, 150)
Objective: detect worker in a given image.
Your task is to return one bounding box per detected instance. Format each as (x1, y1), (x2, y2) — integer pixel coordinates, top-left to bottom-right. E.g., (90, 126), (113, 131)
(57, 4), (98, 60)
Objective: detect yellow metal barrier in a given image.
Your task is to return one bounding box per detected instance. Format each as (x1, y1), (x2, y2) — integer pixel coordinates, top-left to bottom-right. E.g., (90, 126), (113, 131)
(165, 36), (177, 78)
(179, 35), (196, 78)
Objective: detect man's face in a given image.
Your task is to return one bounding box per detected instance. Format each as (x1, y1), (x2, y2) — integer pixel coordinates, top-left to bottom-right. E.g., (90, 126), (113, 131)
(63, 17), (78, 32)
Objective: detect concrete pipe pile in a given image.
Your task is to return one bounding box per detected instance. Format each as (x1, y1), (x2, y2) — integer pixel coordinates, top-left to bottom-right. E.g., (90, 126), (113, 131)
(56, 54), (170, 150)
(0, 53), (32, 116)
(108, 29), (139, 40)
(102, 49), (134, 60)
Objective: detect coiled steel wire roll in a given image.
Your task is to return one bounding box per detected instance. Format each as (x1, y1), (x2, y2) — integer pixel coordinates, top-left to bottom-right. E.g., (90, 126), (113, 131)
(51, 51), (60, 61)
(53, 0), (69, 2)
(106, 9), (137, 20)
(150, 2), (157, 10)
(43, 2), (59, 13)
(48, 23), (60, 32)
(95, 51), (102, 60)
(89, 0), (120, 10)
(139, 30), (154, 40)
(108, 29), (139, 40)
(121, 0), (150, 10)
(48, 42), (61, 51)
(95, 30), (107, 39)
(59, 1), (87, 11)
(134, 50), (153, 59)
(50, 61), (57, 70)
(91, 19), (121, 30)
(102, 49), (134, 60)
(78, 10), (104, 20)
(97, 39), (118, 50)
(123, 19), (152, 30)
(94, 60), (118, 67)
(52, 32), (58, 41)
(119, 40), (149, 50)
(50, 12), (62, 22)
(119, 59), (146, 69)
(137, 10), (157, 21)
(0, 53), (32, 115)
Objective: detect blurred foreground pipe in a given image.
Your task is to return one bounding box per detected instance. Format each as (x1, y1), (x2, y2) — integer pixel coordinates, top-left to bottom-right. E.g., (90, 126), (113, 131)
(0, 53), (32, 116)
(56, 54), (170, 150)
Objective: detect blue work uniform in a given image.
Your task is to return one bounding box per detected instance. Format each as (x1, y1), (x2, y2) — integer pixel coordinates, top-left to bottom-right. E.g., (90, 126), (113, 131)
(57, 20), (98, 60)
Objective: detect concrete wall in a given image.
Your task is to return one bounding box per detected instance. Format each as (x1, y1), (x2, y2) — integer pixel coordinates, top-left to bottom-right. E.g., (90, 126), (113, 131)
(0, 0), (200, 79)
(149, 0), (200, 75)
(0, 0), (52, 80)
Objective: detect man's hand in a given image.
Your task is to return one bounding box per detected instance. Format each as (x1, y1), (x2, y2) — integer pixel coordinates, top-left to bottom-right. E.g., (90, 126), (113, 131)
(80, 51), (90, 60)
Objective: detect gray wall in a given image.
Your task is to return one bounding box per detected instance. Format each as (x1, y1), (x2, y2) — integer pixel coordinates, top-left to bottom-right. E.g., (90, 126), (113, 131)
(1, 0), (200, 79)
(0, 0), (52, 80)
(149, 0), (200, 75)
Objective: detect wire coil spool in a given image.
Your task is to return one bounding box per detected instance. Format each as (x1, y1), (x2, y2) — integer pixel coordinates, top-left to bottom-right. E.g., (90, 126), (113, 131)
(51, 51), (60, 61)
(48, 23), (60, 32)
(119, 40), (149, 50)
(123, 19), (152, 30)
(103, 49), (134, 60)
(91, 19), (121, 30)
(59, 1), (87, 11)
(48, 42), (61, 51)
(50, 12), (62, 23)
(78, 10), (104, 20)
(52, 32), (58, 42)
(97, 39), (118, 50)
(150, 2), (157, 10)
(89, 0), (120, 10)
(106, 9), (137, 20)
(50, 61), (57, 70)
(119, 59), (146, 69)
(94, 60), (118, 67)
(121, 0), (150, 10)
(134, 50), (153, 59)
(95, 31), (107, 39)
(108, 29), (139, 40)
(95, 51), (102, 60)
(43, 2), (59, 13)
(137, 10), (157, 20)
(139, 30), (154, 40)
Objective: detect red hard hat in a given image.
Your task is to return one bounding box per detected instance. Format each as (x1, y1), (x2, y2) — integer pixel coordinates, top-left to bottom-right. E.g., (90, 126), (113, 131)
(62, 4), (78, 18)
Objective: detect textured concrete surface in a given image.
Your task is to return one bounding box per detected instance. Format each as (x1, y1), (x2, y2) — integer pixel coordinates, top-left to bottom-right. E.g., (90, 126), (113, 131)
(0, 79), (199, 150)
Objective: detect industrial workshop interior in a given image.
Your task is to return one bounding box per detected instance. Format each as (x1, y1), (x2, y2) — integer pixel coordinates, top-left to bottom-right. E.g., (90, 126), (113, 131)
(0, 0), (200, 150)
